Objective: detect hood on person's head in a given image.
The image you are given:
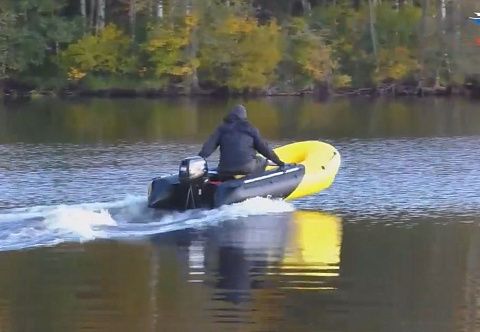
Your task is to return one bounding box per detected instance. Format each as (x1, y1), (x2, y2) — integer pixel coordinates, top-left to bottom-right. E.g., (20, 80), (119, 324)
(224, 105), (248, 123)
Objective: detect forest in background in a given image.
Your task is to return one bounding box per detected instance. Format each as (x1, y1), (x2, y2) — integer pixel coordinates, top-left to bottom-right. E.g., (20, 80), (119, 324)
(1, 0), (480, 97)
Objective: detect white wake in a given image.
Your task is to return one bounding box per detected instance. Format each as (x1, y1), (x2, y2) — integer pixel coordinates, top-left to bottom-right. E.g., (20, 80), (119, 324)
(0, 195), (294, 251)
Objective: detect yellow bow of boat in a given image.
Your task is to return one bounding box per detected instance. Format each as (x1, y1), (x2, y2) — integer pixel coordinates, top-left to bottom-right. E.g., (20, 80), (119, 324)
(272, 141), (341, 200)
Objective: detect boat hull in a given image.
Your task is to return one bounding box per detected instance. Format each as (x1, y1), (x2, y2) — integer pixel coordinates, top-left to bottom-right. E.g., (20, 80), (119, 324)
(148, 165), (305, 210)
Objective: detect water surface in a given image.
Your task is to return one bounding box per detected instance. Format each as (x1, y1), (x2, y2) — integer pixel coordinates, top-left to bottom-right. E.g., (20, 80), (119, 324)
(0, 97), (479, 331)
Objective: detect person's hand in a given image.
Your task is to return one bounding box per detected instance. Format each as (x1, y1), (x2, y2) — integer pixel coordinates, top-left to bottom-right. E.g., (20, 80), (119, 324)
(278, 163), (291, 171)
(278, 163), (296, 171)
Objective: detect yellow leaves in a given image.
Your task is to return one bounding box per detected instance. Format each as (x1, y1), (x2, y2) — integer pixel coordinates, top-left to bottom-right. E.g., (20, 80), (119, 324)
(302, 46), (333, 81)
(146, 38), (167, 50)
(184, 14), (199, 29)
(374, 47), (419, 83)
(170, 65), (193, 76)
(199, 16), (281, 90)
(190, 58), (200, 69)
(220, 16), (256, 35)
(333, 74), (352, 88)
(288, 17), (308, 34)
(288, 18), (334, 84)
(67, 67), (86, 81)
(100, 24), (126, 42)
(143, 19), (198, 81)
(61, 24), (134, 76)
(166, 58), (199, 78)
(145, 20), (192, 53)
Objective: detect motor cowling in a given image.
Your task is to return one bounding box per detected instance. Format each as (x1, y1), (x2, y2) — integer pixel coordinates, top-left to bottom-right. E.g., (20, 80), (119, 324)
(179, 156), (208, 183)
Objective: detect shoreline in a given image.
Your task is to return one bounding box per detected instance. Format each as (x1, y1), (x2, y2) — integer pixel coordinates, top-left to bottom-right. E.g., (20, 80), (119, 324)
(3, 83), (480, 101)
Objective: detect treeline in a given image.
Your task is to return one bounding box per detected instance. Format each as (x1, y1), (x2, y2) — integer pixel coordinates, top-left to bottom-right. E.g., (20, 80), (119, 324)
(1, 0), (479, 97)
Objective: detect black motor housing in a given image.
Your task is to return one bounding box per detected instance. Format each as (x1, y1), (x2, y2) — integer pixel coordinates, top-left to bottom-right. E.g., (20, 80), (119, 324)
(148, 157), (212, 210)
(179, 156), (208, 183)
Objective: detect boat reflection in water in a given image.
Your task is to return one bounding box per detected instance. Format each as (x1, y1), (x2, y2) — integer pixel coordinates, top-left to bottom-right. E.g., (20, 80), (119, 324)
(191, 210), (343, 328)
(199, 210), (342, 300)
(279, 211), (342, 290)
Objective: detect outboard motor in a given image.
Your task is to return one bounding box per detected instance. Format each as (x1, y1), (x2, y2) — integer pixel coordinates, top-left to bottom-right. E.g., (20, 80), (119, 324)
(179, 156), (208, 209)
(179, 156), (208, 184)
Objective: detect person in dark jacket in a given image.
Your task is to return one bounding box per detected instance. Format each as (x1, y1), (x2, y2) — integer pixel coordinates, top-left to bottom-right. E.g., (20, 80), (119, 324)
(198, 105), (285, 177)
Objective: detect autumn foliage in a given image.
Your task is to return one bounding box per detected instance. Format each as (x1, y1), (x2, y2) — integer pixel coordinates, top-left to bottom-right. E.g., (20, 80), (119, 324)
(199, 13), (282, 91)
(1, 0), (479, 93)
(143, 15), (200, 84)
(61, 24), (135, 76)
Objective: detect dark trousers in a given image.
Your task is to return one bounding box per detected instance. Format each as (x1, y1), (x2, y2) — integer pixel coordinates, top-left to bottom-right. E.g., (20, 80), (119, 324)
(218, 156), (268, 179)
(249, 155), (268, 175)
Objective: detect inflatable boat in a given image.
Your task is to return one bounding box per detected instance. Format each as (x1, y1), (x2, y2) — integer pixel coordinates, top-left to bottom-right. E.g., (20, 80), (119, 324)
(147, 141), (341, 210)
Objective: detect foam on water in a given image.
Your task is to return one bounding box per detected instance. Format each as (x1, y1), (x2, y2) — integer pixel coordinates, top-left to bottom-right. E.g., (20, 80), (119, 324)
(0, 195), (294, 252)
(45, 206), (117, 240)
(0, 194), (145, 223)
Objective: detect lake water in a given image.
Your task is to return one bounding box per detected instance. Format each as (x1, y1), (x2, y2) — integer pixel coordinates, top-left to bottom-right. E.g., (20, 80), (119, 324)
(1, 96), (480, 331)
